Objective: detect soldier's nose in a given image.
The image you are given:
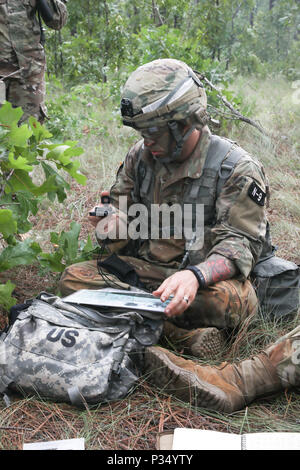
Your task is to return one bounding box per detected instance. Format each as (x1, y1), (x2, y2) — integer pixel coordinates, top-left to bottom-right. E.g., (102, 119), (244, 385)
(144, 138), (155, 147)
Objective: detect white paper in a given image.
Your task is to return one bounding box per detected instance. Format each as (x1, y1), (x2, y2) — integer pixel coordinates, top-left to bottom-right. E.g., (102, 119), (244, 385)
(243, 432), (300, 450)
(63, 289), (169, 313)
(171, 428), (300, 451)
(172, 428), (241, 451)
(23, 438), (85, 450)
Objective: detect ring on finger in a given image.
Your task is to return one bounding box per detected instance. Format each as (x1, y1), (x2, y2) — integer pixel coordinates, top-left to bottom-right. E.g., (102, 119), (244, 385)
(183, 295), (189, 304)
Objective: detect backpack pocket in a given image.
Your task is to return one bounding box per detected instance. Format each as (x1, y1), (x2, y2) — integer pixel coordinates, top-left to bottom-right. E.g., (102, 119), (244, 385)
(252, 256), (300, 319)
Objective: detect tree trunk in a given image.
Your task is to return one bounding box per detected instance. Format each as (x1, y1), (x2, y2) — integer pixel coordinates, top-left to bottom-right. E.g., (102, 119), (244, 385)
(250, 8), (254, 27)
(59, 30), (63, 77)
(152, 0), (164, 26)
(102, 0), (110, 83)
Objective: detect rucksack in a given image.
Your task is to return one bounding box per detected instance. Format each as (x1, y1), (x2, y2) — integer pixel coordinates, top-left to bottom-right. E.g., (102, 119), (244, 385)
(0, 290), (163, 406)
(251, 253), (300, 319)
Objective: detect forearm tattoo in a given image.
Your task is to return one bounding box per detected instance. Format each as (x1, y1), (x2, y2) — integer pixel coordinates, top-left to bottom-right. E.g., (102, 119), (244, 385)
(197, 254), (237, 286)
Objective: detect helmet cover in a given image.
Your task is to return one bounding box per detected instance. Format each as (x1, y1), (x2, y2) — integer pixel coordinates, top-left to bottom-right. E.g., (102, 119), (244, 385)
(121, 58), (209, 129)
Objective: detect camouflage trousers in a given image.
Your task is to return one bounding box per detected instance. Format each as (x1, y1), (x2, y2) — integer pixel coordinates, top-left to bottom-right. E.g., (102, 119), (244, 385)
(0, 56), (46, 124)
(59, 256), (258, 331)
(267, 324), (300, 389)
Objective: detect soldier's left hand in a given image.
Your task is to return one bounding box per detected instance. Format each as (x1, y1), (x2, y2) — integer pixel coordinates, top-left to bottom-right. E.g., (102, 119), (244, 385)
(152, 270), (199, 318)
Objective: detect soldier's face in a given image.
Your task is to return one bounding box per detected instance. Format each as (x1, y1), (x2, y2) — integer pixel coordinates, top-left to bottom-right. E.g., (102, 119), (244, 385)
(140, 125), (174, 158)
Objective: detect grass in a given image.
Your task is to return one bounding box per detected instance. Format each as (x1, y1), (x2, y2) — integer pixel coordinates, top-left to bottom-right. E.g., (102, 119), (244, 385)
(0, 75), (299, 450)
(228, 75), (300, 264)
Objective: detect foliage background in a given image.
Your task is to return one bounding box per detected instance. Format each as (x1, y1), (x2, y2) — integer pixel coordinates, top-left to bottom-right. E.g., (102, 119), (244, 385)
(46, 0), (300, 85)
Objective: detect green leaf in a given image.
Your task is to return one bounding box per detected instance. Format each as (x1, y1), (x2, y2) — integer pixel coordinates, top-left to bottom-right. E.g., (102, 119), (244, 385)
(7, 152), (33, 172)
(56, 221), (81, 265)
(50, 231), (60, 245)
(15, 191), (39, 217)
(64, 160), (87, 185)
(82, 234), (93, 253)
(38, 251), (65, 272)
(45, 144), (73, 164)
(0, 191), (39, 234)
(41, 222), (91, 272)
(6, 170), (60, 196)
(0, 209), (17, 238)
(0, 239), (41, 272)
(13, 146), (38, 164)
(0, 281), (16, 310)
(28, 117), (52, 143)
(41, 162), (70, 203)
(32, 174), (62, 196)
(8, 123), (32, 147)
(0, 126), (10, 142)
(42, 142), (86, 185)
(0, 101), (23, 126)
(5, 170), (39, 193)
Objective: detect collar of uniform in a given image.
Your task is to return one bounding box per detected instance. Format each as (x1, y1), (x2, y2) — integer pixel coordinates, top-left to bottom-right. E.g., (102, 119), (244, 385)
(156, 125), (212, 188)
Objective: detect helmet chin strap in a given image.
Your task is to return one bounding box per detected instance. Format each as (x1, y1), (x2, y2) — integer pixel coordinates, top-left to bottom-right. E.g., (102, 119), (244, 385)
(154, 121), (196, 164)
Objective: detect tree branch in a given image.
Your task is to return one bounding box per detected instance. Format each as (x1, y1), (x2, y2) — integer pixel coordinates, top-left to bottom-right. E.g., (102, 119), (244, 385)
(196, 72), (270, 136)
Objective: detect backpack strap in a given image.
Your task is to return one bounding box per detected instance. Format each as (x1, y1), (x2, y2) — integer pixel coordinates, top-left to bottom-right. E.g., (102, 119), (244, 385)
(217, 144), (246, 197)
(186, 135), (243, 202)
(131, 135), (245, 233)
(0, 335), (14, 406)
(184, 135), (245, 230)
(67, 386), (86, 407)
(131, 143), (146, 203)
(140, 165), (153, 199)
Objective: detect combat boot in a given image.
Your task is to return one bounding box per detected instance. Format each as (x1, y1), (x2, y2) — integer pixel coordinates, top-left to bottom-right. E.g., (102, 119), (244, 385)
(162, 321), (227, 360)
(144, 324), (300, 413)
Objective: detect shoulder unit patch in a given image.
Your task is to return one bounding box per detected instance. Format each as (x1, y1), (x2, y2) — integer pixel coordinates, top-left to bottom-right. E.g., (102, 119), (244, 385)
(248, 181), (266, 206)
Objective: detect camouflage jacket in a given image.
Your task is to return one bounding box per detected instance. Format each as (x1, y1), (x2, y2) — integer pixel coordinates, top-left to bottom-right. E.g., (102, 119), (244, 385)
(109, 126), (270, 280)
(0, 0), (68, 74)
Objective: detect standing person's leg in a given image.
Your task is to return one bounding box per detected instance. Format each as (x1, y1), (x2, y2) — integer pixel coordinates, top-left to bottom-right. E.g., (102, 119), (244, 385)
(7, 57), (47, 123)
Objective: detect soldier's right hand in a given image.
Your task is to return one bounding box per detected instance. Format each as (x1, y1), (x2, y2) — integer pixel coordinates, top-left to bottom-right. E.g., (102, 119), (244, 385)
(88, 205), (104, 227)
(88, 190), (113, 227)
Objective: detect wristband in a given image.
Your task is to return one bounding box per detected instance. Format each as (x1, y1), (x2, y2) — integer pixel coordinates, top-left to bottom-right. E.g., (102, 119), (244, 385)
(185, 265), (207, 289)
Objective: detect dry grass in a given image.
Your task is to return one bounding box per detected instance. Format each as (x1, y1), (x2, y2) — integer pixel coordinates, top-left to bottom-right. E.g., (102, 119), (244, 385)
(0, 385), (230, 450)
(0, 75), (299, 450)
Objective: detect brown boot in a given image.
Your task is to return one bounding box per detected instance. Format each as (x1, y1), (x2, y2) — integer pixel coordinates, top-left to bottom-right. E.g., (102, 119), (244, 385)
(144, 325), (300, 412)
(162, 321), (227, 360)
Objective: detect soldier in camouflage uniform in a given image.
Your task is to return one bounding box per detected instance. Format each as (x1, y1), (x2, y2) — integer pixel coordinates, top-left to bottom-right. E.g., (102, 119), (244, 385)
(59, 58), (300, 410)
(0, 0), (68, 123)
(60, 58), (266, 360)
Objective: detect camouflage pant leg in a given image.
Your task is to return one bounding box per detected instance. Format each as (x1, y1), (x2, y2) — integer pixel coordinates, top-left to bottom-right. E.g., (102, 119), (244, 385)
(58, 257), (174, 297)
(267, 324), (300, 389)
(172, 279), (258, 330)
(6, 62), (46, 124)
(132, 262), (258, 331)
(59, 259), (130, 296)
(59, 258), (257, 331)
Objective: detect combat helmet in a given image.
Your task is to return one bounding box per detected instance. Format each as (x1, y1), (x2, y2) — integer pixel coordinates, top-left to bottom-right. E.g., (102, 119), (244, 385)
(120, 58), (209, 162)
